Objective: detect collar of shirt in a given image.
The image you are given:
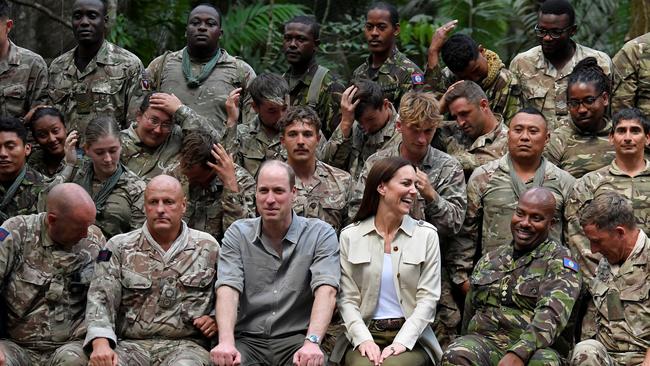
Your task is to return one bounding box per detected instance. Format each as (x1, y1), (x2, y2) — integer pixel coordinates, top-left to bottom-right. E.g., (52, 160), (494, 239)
(358, 103), (399, 144)
(364, 46), (402, 75)
(142, 220), (190, 262)
(535, 41), (587, 79)
(570, 117), (612, 137)
(249, 211), (304, 246)
(609, 159), (650, 177)
(285, 58), (319, 91)
(470, 115), (507, 151)
(356, 214), (416, 238)
(6, 40), (20, 66)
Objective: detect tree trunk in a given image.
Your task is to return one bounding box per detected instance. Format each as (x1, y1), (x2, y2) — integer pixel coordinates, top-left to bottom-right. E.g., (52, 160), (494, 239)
(629, 0), (650, 40)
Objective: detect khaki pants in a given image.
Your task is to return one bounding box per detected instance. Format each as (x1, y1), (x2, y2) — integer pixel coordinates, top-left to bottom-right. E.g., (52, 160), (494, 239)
(236, 333), (327, 366)
(344, 328), (431, 366)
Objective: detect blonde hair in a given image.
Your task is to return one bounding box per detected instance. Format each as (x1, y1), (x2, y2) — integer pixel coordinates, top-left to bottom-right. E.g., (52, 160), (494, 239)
(398, 91), (442, 128)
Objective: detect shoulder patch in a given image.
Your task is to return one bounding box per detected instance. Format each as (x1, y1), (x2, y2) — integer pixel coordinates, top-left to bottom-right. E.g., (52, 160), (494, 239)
(97, 249), (113, 262)
(411, 72), (424, 85)
(563, 257), (579, 272)
(0, 228), (9, 242)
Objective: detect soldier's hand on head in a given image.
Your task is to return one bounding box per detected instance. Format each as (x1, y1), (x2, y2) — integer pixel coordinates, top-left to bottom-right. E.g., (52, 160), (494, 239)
(64, 130), (79, 166)
(427, 20), (459, 70)
(207, 143), (239, 192)
(149, 93), (183, 115)
(498, 352), (524, 366)
(358, 340), (381, 366)
(193, 315), (218, 338)
(210, 342), (241, 366)
(225, 88), (243, 128)
(89, 338), (118, 366)
(292, 341), (324, 366)
(340, 85), (360, 138)
(415, 168), (438, 203)
(23, 104), (53, 124)
(440, 80), (466, 113)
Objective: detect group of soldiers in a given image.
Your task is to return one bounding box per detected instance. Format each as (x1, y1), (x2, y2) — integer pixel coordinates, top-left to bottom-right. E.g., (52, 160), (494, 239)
(0, 0), (650, 364)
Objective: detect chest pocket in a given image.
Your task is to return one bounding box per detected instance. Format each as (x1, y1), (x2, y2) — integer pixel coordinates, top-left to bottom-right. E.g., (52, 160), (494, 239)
(240, 149), (265, 177)
(120, 269), (152, 323)
(180, 267), (216, 289)
(179, 267), (217, 320)
(346, 243), (372, 287)
(619, 278), (650, 337)
(2, 84), (27, 116)
(471, 270), (504, 307)
(90, 66), (127, 112)
(399, 248), (424, 290)
(513, 273), (542, 310)
(6, 263), (50, 318)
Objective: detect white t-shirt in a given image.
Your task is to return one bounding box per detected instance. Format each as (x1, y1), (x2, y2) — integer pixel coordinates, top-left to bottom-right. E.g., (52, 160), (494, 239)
(372, 254), (405, 319)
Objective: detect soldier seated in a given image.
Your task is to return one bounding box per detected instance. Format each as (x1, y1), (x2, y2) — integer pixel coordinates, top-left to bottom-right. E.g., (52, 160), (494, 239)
(0, 184), (104, 366)
(441, 188), (582, 366)
(58, 175), (220, 365)
(570, 192), (650, 366)
(210, 160), (340, 366)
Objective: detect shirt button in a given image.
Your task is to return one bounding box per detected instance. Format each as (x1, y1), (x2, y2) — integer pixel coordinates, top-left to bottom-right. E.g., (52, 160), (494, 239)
(393, 246), (398, 252)
(396, 273), (400, 278)
(310, 202), (317, 209)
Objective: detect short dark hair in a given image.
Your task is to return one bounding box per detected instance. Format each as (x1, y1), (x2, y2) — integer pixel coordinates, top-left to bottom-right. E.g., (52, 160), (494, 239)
(367, 2), (399, 26)
(567, 57), (611, 97)
(442, 80), (488, 107)
(73, 0), (107, 16)
(353, 157), (414, 222)
(285, 15), (320, 40)
(539, 0), (576, 26)
(258, 160), (296, 189)
(0, 0), (10, 19)
(0, 116), (28, 144)
(27, 107), (66, 133)
(189, 3), (222, 26)
(138, 92), (154, 114)
(180, 130), (217, 168)
(352, 80), (385, 121)
(612, 108), (650, 135)
(440, 34), (480, 73)
(513, 106), (548, 129)
(278, 106), (321, 135)
(248, 73), (289, 106)
(579, 191), (636, 231)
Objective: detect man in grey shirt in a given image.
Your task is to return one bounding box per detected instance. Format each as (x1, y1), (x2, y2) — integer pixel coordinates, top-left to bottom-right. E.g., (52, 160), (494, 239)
(210, 160), (340, 366)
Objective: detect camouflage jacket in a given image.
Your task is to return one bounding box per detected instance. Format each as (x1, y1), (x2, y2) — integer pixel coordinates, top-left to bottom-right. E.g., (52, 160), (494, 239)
(565, 160), (650, 280)
(293, 160), (352, 233)
(0, 41), (48, 118)
(83, 223), (219, 347)
(589, 230), (650, 362)
(284, 60), (345, 137)
(465, 239), (581, 363)
(612, 32), (650, 116)
(352, 47), (424, 108)
(27, 149), (65, 178)
(544, 118), (615, 179)
(349, 139), (467, 239)
(69, 159), (146, 239)
(424, 49), (522, 121)
(48, 40), (144, 133)
(432, 115), (509, 179)
(147, 48), (256, 141)
(0, 165), (47, 220)
(185, 164), (256, 241)
(320, 103), (400, 180)
(509, 42), (612, 130)
(451, 154), (575, 285)
(120, 123), (182, 181)
(0, 213), (105, 349)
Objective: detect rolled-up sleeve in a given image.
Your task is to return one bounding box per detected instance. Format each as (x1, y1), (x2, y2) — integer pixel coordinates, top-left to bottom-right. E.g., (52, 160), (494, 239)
(310, 224), (340, 292)
(215, 224), (245, 293)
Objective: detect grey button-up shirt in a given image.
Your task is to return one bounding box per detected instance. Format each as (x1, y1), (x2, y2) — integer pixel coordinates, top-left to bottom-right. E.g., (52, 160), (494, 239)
(216, 212), (340, 338)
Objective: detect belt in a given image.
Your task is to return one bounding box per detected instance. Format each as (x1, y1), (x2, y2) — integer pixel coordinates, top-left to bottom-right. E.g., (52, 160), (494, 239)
(368, 318), (406, 332)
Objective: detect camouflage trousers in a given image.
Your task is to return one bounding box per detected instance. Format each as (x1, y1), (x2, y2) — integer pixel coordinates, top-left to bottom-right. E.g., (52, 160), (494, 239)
(432, 269), (461, 352)
(570, 339), (645, 366)
(441, 334), (561, 366)
(0, 339), (86, 366)
(57, 339), (211, 365)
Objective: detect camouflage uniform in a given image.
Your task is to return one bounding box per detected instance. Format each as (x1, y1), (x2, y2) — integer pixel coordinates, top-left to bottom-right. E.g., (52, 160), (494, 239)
(0, 165), (47, 221)
(120, 123), (183, 181)
(612, 32), (650, 115)
(352, 47), (424, 108)
(0, 213), (105, 365)
(509, 42), (612, 130)
(147, 48), (256, 141)
(565, 160), (650, 280)
(0, 41), (48, 118)
(432, 115), (509, 179)
(570, 230), (650, 366)
(293, 160), (351, 233)
(27, 149), (65, 178)
(320, 103), (400, 180)
(450, 154), (575, 287)
(284, 60), (345, 138)
(48, 40), (144, 133)
(185, 164), (256, 241)
(544, 118), (615, 179)
(441, 239), (581, 366)
(424, 49), (522, 121)
(59, 222), (219, 365)
(67, 159), (146, 239)
(349, 140), (467, 349)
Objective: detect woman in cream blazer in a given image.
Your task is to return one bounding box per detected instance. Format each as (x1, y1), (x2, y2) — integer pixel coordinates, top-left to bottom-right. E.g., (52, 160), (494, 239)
(333, 157), (442, 366)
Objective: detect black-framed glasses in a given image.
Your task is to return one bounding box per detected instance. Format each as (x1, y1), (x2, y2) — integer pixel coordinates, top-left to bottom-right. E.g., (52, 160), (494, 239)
(567, 93), (604, 109)
(534, 24), (573, 39)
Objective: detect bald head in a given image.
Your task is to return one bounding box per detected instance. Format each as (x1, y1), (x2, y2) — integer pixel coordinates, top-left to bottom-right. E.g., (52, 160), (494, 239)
(146, 174), (184, 200)
(46, 183), (96, 247)
(511, 187), (557, 250)
(47, 183), (96, 218)
(521, 187), (556, 216)
(144, 175), (186, 241)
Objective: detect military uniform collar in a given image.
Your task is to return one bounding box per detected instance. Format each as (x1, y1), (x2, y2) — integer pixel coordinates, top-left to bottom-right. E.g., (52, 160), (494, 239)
(569, 117), (612, 136)
(362, 103), (398, 143)
(609, 159), (650, 177)
(294, 160), (327, 191)
(502, 238), (553, 267)
(471, 115), (507, 150)
(39, 213), (55, 248)
(250, 116), (282, 146)
(356, 214), (416, 237)
(285, 58), (319, 88)
(6, 40), (20, 66)
(535, 41), (587, 78)
(370, 47), (403, 75)
(66, 40), (112, 78)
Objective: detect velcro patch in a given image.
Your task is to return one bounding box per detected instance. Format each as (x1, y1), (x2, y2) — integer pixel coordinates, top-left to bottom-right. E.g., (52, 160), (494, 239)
(411, 72), (424, 85)
(97, 249), (112, 262)
(0, 228), (9, 242)
(563, 257), (579, 272)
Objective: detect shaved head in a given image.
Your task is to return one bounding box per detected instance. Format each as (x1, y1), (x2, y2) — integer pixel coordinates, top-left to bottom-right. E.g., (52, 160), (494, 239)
(46, 183), (97, 247)
(511, 187), (557, 250)
(47, 183), (96, 218)
(145, 174), (184, 200)
(521, 187), (556, 216)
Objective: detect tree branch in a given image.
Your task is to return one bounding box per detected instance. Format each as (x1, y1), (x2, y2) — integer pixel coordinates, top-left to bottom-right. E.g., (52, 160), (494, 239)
(9, 0), (72, 29)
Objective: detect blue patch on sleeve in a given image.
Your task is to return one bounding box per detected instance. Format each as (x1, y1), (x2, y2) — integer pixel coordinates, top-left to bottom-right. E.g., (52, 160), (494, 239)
(563, 257), (579, 272)
(411, 72), (424, 85)
(0, 228), (9, 242)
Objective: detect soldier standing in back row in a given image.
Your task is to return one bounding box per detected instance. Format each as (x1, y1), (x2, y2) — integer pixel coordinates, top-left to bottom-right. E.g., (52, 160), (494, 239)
(612, 32), (650, 117)
(48, 0), (144, 134)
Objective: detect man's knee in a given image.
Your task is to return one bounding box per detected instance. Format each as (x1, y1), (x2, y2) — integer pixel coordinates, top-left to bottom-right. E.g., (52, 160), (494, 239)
(0, 340), (31, 366)
(527, 347), (562, 366)
(160, 345), (211, 366)
(50, 341), (88, 366)
(569, 339), (612, 366)
(441, 335), (494, 366)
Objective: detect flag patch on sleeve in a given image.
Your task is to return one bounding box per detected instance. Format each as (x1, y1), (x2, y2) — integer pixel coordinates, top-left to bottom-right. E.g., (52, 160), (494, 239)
(97, 249), (112, 262)
(563, 257), (579, 272)
(0, 228), (9, 242)
(411, 72), (424, 85)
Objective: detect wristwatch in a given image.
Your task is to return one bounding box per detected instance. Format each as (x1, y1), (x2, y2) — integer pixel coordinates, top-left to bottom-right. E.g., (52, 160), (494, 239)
(305, 334), (321, 344)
